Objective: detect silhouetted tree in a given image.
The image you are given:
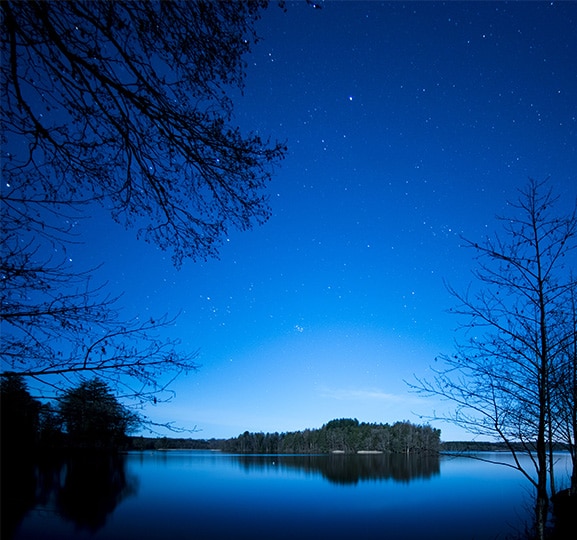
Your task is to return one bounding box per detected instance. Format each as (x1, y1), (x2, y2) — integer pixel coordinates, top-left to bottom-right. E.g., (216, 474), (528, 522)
(38, 402), (64, 449)
(0, 374), (40, 453)
(2, 0), (285, 264)
(1, 1), (286, 403)
(551, 277), (577, 496)
(0, 375), (40, 538)
(411, 178), (576, 540)
(58, 378), (140, 449)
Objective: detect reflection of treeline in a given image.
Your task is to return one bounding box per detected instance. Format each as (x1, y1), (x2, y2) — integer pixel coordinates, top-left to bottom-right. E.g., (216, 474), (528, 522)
(129, 419), (441, 454)
(1, 376), (140, 538)
(232, 453), (440, 484)
(2, 452), (137, 539)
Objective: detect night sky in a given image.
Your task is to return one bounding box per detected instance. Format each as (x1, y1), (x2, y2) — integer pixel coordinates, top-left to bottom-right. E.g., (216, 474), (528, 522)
(76, 2), (576, 441)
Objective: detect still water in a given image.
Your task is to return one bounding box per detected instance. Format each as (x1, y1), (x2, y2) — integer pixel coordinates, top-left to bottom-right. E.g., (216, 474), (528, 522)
(7, 451), (572, 540)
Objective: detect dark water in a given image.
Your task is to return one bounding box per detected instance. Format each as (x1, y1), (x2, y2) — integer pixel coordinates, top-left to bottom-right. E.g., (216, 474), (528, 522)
(5, 451), (572, 540)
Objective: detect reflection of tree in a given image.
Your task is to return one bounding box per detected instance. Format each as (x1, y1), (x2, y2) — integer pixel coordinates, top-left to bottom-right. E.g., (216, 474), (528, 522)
(1, 453), (138, 537)
(56, 452), (137, 532)
(321, 454), (440, 485)
(233, 453), (440, 485)
(0, 454), (36, 540)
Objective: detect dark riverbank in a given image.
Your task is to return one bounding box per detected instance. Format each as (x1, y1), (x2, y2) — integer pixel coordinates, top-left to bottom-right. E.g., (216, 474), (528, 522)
(126, 435), (571, 454)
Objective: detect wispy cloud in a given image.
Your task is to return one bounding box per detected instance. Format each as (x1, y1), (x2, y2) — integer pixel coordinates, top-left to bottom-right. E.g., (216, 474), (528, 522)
(319, 387), (422, 404)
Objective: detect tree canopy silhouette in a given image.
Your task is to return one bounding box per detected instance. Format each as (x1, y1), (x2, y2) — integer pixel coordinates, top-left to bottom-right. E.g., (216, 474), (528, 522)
(1, 1), (286, 403)
(59, 378), (139, 449)
(0, 374), (40, 453)
(2, 0), (285, 264)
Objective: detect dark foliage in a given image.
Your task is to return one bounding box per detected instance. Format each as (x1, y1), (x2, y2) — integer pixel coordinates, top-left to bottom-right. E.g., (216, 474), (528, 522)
(58, 378), (140, 449)
(550, 489), (577, 540)
(324, 417), (360, 430)
(128, 436), (217, 451)
(1, 377), (138, 535)
(0, 374), (40, 453)
(0, 375), (41, 538)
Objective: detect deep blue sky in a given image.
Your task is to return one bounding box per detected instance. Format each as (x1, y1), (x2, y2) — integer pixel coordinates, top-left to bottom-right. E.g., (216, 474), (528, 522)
(78, 1), (576, 441)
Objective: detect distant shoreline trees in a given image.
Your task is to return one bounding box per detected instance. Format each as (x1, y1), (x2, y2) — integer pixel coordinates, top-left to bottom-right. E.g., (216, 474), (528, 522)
(206, 419), (440, 455)
(129, 418), (441, 455)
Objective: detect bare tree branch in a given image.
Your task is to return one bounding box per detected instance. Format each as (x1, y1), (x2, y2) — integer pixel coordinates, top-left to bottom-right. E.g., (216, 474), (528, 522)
(1, 1), (284, 412)
(408, 178), (577, 539)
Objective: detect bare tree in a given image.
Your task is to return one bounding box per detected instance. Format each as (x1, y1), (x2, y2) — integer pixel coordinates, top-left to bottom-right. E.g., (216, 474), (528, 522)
(551, 277), (577, 496)
(2, 0), (285, 264)
(1, 2), (285, 406)
(411, 179), (576, 539)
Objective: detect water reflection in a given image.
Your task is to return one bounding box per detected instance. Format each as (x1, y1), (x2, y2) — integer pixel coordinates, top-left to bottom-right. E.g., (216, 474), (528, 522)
(3, 452), (138, 538)
(10, 451), (571, 540)
(233, 453), (440, 484)
(55, 452), (138, 531)
(1, 455), (36, 540)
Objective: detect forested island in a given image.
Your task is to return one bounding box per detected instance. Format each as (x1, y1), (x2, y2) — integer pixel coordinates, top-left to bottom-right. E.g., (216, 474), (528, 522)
(129, 418), (441, 454)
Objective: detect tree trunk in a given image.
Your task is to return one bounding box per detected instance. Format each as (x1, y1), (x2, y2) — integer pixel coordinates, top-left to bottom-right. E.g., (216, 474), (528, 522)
(535, 490), (549, 540)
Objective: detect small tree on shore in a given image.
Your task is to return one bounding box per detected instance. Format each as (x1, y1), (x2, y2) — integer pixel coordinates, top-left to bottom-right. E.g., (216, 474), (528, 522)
(59, 378), (140, 449)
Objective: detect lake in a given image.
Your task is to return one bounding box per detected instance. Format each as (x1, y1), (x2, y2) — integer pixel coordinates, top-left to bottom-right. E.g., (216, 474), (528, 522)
(6, 451), (572, 540)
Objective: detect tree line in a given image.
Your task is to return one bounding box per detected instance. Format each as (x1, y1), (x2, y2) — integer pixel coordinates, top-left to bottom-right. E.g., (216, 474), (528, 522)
(1, 376), (439, 456)
(220, 419), (440, 454)
(126, 436), (571, 454)
(134, 418), (440, 454)
(1, 3), (575, 536)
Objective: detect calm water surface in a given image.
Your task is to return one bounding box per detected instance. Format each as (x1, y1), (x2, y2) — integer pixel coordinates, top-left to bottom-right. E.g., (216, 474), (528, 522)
(8, 451), (572, 540)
